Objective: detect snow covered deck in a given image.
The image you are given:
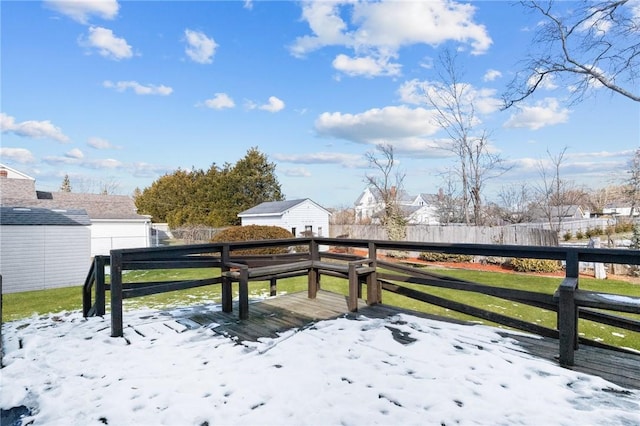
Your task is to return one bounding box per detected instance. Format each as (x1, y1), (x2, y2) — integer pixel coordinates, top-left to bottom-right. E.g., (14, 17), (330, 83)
(125, 290), (640, 390)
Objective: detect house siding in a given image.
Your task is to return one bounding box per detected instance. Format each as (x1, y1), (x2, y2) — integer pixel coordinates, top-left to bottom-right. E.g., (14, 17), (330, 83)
(90, 220), (151, 256)
(0, 225), (90, 293)
(241, 200), (329, 237)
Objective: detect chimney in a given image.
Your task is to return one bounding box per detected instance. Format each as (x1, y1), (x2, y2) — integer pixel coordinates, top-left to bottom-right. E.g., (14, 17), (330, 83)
(390, 186), (397, 198)
(0, 168), (7, 178)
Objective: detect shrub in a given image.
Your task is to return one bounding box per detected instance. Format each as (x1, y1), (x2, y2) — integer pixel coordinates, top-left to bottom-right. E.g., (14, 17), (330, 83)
(211, 225), (294, 255)
(419, 252), (474, 263)
(510, 258), (561, 273)
(615, 221), (634, 233)
(575, 229), (585, 240)
(562, 231), (573, 241)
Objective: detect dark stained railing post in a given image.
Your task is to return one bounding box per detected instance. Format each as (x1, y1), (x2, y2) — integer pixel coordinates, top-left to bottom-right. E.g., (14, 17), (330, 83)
(347, 263), (358, 312)
(558, 250), (579, 366)
(221, 244), (232, 313)
(366, 241), (380, 305)
(269, 278), (277, 297)
(82, 259), (96, 317)
(238, 266), (249, 320)
(308, 238), (320, 299)
(110, 251), (124, 338)
(95, 255), (106, 316)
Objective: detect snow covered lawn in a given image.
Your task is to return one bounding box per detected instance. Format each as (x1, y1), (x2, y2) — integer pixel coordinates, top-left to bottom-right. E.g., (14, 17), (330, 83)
(2, 306), (639, 425)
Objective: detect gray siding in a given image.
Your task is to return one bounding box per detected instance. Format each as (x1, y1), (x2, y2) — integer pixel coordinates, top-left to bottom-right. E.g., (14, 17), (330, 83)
(0, 225), (90, 293)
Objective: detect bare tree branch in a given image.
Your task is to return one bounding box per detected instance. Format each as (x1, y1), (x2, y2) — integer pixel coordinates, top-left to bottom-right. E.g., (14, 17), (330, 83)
(503, 0), (640, 108)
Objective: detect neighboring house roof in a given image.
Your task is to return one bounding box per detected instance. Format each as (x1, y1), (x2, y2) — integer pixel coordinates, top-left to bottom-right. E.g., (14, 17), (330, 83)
(0, 206), (91, 226)
(2, 192), (148, 220)
(238, 199), (331, 217)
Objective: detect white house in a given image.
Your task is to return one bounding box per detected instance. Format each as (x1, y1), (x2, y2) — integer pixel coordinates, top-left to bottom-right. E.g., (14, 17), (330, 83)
(0, 206), (91, 293)
(0, 163), (152, 257)
(354, 187), (440, 225)
(603, 204), (639, 217)
(238, 199), (331, 238)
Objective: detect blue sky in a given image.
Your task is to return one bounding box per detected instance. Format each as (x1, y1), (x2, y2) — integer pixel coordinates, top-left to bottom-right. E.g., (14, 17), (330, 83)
(1, 0), (638, 208)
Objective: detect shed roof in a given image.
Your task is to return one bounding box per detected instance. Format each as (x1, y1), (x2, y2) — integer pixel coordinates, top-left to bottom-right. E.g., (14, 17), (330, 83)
(0, 206), (91, 226)
(238, 199), (330, 217)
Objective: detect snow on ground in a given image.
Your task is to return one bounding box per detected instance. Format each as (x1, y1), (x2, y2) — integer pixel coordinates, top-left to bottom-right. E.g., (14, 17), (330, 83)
(1, 306), (639, 426)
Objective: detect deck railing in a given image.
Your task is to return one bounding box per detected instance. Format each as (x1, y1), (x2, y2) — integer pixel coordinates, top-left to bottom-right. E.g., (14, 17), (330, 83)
(83, 237), (640, 367)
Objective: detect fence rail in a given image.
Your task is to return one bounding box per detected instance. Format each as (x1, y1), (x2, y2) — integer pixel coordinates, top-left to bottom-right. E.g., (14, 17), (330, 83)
(85, 237), (640, 368)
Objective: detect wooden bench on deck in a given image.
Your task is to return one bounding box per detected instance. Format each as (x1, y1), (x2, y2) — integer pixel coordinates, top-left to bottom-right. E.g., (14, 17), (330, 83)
(222, 258), (377, 319)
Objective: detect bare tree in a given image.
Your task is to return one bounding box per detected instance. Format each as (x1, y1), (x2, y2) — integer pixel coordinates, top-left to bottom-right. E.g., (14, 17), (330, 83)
(435, 170), (464, 224)
(364, 143), (407, 241)
(76, 178), (121, 195)
(425, 50), (510, 225)
(504, 0), (640, 108)
(496, 183), (535, 224)
(624, 148), (640, 217)
(535, 147), (589, 231)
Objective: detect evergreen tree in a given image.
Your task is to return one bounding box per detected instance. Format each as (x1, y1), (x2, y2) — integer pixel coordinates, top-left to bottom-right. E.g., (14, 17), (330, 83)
(60, 174), (72, 192)
(135, 148), (283, 227)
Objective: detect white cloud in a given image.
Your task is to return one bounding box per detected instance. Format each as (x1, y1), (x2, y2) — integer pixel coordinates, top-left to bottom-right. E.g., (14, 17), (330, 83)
(290, 0), (492, 77)
(503, 98), (571, 130)
(43, 155), (80, 166)
(274, 152), (366, 168)
(85, 158), (123, 169)
(65, 148), (84, 159)
(184, 29), (217, 64)
(398, 79), (501, 115)
(527, 72), (558, 91)
(315, 106), (440, 143)
(0, 113), (70, 143)
(577, 7), (613, 34)
(103, 80), (173, 95)
(332, 54), (401, 78)
(87, 137), (115, 150)
(259, 96), (285, 113)
(131, 162), (172, 178)
(283, 167), (312, 177)
(44, 0), (119, 24)
(203, 93), (235, 110)
(0, 147), (35, 163)
(80, 26), (132, 60)
(483, 69), (502, 82)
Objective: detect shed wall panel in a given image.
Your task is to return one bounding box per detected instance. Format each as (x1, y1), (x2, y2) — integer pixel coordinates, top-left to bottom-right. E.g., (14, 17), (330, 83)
(90, 221), (150, 256)
(0, 225), (90, 293)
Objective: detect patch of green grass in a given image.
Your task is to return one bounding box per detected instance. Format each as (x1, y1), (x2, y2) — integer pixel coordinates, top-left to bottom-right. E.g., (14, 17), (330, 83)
(2, 286), (83, 322)
(3, 266), (639, 351)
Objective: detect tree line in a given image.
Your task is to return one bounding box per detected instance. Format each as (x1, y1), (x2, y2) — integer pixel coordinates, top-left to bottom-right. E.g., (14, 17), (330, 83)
(133, 148), (283, 227)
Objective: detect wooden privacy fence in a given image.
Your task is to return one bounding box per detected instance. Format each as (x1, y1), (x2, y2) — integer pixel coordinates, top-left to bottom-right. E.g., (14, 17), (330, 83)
(330, 224), (558, 246)
(83, 237), (640, 367)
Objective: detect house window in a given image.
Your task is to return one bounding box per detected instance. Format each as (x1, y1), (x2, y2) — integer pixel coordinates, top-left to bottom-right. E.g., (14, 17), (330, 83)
(304, 225), (313, 236)
(291, 227), (296, 237)
(318, 226), (323, 237)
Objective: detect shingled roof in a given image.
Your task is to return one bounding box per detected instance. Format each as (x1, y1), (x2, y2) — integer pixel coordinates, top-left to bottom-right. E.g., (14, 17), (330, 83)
(2, 192), (148, 220)
(0, 206), (91, 226)
(238, 199), (330, 216)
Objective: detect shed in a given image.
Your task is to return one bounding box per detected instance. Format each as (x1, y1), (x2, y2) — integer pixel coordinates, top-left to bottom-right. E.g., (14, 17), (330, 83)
(0, 207), (91, 294)
(238, 199), (331, 238)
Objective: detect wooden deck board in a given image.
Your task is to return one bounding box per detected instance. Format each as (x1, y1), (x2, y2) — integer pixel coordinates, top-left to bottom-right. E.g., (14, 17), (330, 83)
(165, 290), (640, 390)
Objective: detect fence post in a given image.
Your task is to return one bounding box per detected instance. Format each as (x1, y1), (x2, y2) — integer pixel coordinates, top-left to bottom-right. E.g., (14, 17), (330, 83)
(366, 241), (380, 305)
(110, 251), (124, 338)
(558, 250), (579, 366)
(96, 256), (106, 316)
(347, 263), (358, 312)
(221, 244), (232, 313)
(238, 266), (249, 320)
(308, 238), (320, 299)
